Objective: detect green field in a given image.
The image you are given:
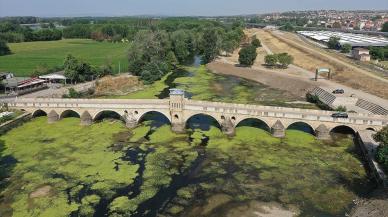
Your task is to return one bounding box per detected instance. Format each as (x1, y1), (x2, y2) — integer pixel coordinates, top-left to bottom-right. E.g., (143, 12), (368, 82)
(0, 39), (130, 77)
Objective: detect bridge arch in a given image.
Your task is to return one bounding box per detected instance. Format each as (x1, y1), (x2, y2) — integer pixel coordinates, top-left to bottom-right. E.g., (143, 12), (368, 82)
(137, 111), (171, 127)
(60, 110), (81, 119)
(330, 125), (356, 135)
(93, 110), (123, 122)
(286, 121), (315, 135)
(185, 113), (222, 131)
(32, 109), (47, 118)
(235, 118), (271, 132)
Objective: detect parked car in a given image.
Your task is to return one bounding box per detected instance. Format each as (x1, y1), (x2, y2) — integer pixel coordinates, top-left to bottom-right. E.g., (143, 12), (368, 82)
(332, 89), (344, 94)
(331, 112), (348, 118)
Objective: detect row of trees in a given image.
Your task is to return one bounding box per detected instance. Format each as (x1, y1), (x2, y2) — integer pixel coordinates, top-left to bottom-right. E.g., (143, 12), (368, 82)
(264, 53), (294, 68)
(127, 23), (245, 84)
(0, 22), (62, 43)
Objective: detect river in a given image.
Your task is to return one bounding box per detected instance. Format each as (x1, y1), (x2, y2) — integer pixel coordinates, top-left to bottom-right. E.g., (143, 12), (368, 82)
(0, 57), (376, 217)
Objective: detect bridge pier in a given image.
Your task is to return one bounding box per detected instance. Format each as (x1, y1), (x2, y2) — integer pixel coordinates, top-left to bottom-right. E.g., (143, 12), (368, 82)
(221, 117), (235, 136)
(80, 111), (93, 126)
(48, 110), (59, 124)
(171, 122), (185, 133)
(123, 111), (138, 128)
(315, 124), (331, 140)
(271, 120), (285, 138)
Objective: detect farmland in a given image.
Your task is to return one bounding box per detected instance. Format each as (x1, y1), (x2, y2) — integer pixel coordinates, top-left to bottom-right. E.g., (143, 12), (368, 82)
(0, 39), (130, 77)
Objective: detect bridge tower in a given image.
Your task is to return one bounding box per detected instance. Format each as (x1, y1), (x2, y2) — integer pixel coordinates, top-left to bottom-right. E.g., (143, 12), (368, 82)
(169, 89), (186, 133)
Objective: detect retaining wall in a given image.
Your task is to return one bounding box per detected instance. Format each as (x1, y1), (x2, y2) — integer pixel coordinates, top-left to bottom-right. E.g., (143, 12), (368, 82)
(0, 113), (31, 135)
(357, 131), (388, 188)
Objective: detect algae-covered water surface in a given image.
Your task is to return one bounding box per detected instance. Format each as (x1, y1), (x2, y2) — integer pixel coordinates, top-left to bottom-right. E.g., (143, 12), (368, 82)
(0, 116), (373, 217)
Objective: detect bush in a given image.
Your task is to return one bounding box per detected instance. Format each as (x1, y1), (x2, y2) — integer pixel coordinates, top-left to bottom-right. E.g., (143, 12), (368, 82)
(238, 45), (257, 66)
(277, 53), (293, 68)
(335, 105), (347, 112)
(63, 88), (82, 98)
(264, 54), (278, 67)
(327, 37), (340, 49)
(341, 44), (352, 53)
(251, 37), (261, 48)
(0, 40), (11, 56)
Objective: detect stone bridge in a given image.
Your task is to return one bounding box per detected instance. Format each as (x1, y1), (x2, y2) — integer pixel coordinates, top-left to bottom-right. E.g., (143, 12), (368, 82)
(3, 90), (388, 139)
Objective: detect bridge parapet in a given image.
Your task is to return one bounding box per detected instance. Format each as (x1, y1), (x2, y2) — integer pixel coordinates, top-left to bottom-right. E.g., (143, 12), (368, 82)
(2, 97), (388, 138)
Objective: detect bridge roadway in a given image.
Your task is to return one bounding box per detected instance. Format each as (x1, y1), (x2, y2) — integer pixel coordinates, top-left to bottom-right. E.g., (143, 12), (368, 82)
(2, 93), (388, 139)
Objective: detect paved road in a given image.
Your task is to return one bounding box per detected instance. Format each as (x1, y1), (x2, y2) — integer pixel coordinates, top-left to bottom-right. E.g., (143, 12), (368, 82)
(20, 81), (96, 98)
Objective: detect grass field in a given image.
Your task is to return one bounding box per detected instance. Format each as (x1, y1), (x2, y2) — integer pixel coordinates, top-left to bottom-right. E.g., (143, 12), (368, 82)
(0, 39), (130, 77)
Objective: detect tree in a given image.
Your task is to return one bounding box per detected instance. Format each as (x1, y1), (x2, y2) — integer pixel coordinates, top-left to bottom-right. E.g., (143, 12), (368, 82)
(374, 126), (388, 146)
(382, 22), (388, 32)
(64, 54), (80, 82)
(327, 37), (340, 49)
(64, 54), (94, 83)
(341, 43), (352, 53)
(251, 36), (261, 48)
(0, 40), (11, 56)
(277, 53), (293, 68)
(369, 47), (385, 60)
(280, 23), (295, 32)
(238, 45), (257, 66)
(201, 28), (222, 63)
(166, 51), (178, 69)
(171, 30), (193, 63)
(264, 54), (278, 67)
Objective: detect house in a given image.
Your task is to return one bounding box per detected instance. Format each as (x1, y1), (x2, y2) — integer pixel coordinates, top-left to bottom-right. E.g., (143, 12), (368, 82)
(352, 48), (371, 62)
(3, 77), (47, 95)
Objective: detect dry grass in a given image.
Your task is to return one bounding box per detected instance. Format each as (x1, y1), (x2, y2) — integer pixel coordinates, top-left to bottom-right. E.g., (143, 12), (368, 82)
(94, 74), (143, 96)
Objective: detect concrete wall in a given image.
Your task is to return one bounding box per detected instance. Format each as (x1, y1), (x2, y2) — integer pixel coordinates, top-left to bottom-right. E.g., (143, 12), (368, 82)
(357, 131), (388, 188)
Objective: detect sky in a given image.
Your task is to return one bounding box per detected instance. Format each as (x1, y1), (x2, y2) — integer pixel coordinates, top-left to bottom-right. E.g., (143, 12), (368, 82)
(1, 0), (388, 17)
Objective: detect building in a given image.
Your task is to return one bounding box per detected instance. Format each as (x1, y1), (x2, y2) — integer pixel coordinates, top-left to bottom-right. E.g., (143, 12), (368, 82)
(297, 31), (388, 47)
(3, 77), (47, 95)
(39, 71), (68, 84)
(352, 48), (371, 62)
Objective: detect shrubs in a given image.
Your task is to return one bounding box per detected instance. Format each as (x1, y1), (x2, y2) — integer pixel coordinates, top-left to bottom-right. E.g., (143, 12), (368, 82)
(238, 45), (257, 66)
(251, 36), (261, 48)
(341, 43), (352, 53)
(327, 36), (340, 49)
(264, 53), (294, 68)
(335, 105), (347, 112)
(374, 126), (388, 172)
(0, 40), (11, 56)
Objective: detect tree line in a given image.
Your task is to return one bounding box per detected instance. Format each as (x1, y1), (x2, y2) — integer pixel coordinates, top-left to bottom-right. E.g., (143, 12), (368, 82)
(0, 22), (62, 43)
(127, 21), (245, 84)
